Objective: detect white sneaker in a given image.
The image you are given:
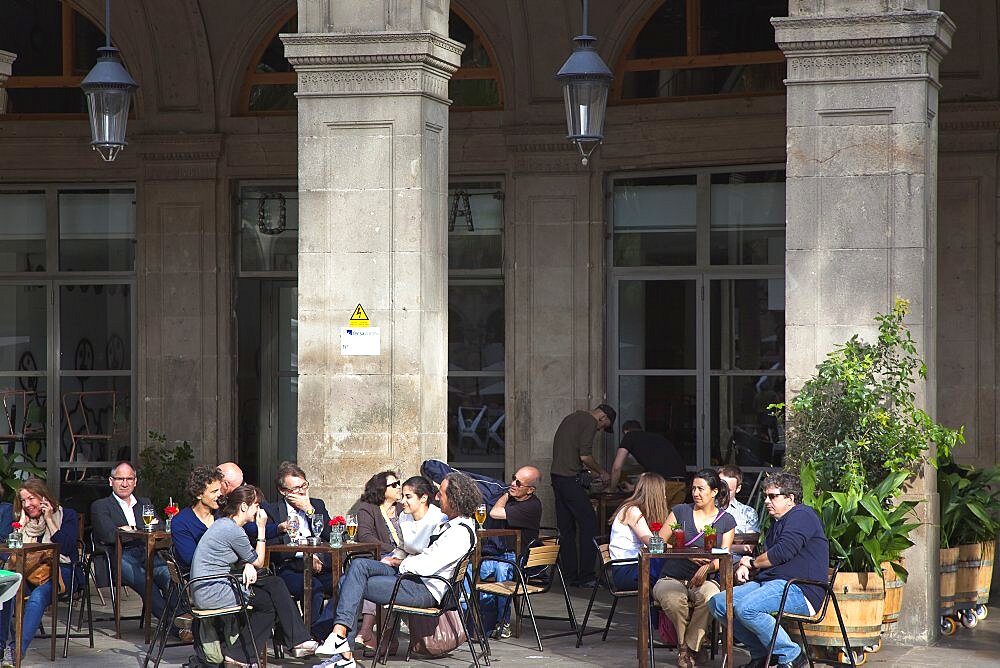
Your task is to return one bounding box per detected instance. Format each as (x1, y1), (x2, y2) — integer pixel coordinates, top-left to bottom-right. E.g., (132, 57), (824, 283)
(317, 660), (357, 668)
(1, 646), (13, 668)
(315, 633), (351, 658)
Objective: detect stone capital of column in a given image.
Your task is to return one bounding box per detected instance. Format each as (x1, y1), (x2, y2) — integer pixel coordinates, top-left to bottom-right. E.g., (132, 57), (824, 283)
(773, 11), (954, 84)
(282, 31), (463, 103)
(0, 50), (16, 83)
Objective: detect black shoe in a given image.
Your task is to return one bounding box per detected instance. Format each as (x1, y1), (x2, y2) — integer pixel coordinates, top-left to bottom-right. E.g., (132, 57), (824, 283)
(739, 659), (766, 668)
(574, 577), (598, 588)
(777, 651), (808, 668)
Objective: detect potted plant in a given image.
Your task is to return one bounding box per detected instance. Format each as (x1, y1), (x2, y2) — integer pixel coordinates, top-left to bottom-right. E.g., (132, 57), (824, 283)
(776, 299), (964, 657)
(937, 453), (1000, 633)
(138, 431), (194, 512)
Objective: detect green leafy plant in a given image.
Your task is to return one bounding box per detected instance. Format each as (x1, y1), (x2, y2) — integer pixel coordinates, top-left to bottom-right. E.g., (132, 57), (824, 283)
(0, 451), (45, 501)
(779, 298), (964, 496)
(801, 461), (919, 580)
(138, 431), (194, 511)
(703, 525), (717, 537)
(938, 453), (1000, 548)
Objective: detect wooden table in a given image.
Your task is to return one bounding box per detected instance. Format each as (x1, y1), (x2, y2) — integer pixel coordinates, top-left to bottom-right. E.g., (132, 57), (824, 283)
(637, 547), (733, 668)
(115, 527), (171, 643)
(589, 492), (628, 530)
(4, 542), (58, 667)
(264, 541), (378, 628)
(472, 528), (522, 571)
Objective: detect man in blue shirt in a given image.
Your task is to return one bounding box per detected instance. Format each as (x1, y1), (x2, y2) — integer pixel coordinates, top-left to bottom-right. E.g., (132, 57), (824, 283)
(709, 471), (827, 668)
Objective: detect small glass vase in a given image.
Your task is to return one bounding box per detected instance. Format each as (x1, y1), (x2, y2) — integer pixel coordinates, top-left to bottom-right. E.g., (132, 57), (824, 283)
(329, 528), (343, 548)
(7, 532), (22, 549)
(649, 535), (664, 554)
(165, 517), (172, 534)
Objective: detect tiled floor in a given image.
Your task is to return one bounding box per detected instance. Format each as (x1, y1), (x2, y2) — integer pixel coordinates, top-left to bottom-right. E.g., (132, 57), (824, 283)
(21, 585), (1000, 667)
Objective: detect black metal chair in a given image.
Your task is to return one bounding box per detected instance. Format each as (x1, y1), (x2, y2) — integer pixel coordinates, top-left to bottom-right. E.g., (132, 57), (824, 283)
(373, 541), (489, 668)
(473, 535), (576, 652)
(144, 546), (198, 668)
(576, 534), (637, 647)
(61, 538), (95, 657)
(763, 557), (857, 668)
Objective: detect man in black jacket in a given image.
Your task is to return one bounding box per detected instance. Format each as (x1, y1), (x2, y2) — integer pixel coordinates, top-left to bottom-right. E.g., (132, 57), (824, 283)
(268, 461), (332, 622)
(90, 462), (174, 626)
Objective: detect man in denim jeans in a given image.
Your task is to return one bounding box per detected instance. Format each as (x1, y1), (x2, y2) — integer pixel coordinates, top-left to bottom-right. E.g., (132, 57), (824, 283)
(708, 472), (827, 668)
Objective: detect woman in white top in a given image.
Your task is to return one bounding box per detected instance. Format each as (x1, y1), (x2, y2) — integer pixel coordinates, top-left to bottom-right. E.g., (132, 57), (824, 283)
(388, 476), (445, 560)
(608, 472), (671, 590)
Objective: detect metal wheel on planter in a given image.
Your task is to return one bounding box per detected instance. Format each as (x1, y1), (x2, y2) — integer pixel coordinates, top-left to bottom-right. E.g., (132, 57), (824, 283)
(960, 609), (979, 628)
(974, 605), (989, 620)
(941, 615), (958, 635)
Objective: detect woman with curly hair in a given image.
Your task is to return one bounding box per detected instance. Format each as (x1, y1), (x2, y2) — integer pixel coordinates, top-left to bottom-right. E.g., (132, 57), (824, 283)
(316, 473), (482, 667)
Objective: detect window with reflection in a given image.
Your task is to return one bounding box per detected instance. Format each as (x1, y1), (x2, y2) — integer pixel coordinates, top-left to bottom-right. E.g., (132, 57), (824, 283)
(613, 175), (697, 266)
(1, 0), (107, 114)
(615, 0), (787, 102)
(239, 185), (299, 272)
(0, 192), (47, 272)
(239, 9), (504, 113)
(447, 180), (504, 477)
(59, 189), (136, 271)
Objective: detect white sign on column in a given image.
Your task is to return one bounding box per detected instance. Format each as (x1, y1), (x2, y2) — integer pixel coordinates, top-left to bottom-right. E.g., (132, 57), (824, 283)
(341, 327), (381, 356)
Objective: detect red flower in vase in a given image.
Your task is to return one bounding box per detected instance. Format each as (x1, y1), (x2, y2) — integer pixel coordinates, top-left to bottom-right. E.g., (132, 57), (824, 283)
(649, 522), (663, 532)
(10, 522), (21, 530)
(328, 515), (346, 527)
(164, 505), (179, 517)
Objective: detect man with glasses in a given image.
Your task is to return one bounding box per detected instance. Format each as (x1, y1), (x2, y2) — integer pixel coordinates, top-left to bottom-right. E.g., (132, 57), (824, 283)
(479, 465), (543, 637)
(269, 461), (332, 621)
(708, 472), (827, 668)
(91, 462), (179, 637)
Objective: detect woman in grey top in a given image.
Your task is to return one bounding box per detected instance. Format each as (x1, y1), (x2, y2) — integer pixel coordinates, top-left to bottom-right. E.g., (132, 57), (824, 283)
(191, 485), (317, 665)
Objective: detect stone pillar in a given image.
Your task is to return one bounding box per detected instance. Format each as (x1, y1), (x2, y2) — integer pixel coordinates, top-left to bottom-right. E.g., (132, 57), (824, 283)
(0, 50), (15, 113)
(283, 1), (462, 513)
(774, 1), (953, 644)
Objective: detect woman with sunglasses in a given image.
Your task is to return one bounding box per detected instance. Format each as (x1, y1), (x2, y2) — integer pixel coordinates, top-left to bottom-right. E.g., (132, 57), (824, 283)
(352, 471), (405, 651)
(652, 469), (736, 668)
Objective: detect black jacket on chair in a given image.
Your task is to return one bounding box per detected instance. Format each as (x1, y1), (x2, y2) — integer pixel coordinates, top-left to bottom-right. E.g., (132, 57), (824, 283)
(267, 497), (330, 572)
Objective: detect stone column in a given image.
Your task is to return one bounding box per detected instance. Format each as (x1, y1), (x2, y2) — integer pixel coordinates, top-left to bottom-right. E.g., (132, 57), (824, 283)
(0, 50), (15, 113)
(774, 1), (953, 644)
(283, 1), (462, 513)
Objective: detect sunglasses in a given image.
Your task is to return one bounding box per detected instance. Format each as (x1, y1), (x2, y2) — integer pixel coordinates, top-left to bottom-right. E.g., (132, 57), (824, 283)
(511, 476), (533, 488)
(386, 480), (401, 488)
(764, 492), (787, 501)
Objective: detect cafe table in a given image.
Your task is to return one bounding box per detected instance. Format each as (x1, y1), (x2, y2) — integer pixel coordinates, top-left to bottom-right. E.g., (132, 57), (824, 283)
(637, 547), (734, 668)
(115, 526), (171, 643)
(264, 541), (379, 628)
(4, 541), (58, 667)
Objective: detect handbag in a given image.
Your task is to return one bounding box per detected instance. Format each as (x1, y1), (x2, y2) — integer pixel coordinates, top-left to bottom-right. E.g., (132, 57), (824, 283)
(8, 550), (65, 593)
(408, 609), (467, 657)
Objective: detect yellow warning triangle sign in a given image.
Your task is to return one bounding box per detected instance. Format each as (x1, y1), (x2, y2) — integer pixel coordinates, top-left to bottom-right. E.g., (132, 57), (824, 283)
(349, 303), (370, 327)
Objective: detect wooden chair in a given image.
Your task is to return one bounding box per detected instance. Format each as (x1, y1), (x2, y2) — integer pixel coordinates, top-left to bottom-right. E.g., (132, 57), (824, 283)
(764, 557), (857, 667)
(373, 541), (489, 667)
(576, 534), (637, 647)
(473, 536), (577, 652)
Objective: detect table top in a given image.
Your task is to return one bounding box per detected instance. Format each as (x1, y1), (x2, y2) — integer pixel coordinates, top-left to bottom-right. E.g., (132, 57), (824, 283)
(640, 547), (732, 560)
(2, 541), (57, 553)
(266, 541), (379, 554)
(117, 527), (171, 540)
(475, 528), (520, 538)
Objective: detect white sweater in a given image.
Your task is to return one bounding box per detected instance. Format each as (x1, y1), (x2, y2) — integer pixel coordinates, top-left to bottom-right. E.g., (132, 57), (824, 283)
(399, 516), (477, 602)
(391, 504), (445, 560)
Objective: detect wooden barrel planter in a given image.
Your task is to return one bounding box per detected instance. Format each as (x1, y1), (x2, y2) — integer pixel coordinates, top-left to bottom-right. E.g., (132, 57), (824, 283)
(939, 547), (960, 616)
(880, 561), (904, 631)
(976, 541), (995, 604)
(787, 571), (885, 650)
(956, 543), (986, 605)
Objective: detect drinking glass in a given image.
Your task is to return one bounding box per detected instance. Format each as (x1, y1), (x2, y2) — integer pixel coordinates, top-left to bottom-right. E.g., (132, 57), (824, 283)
(142, 504), (156, 531)
(345, 514), (358, 543)
(310, 513), (325, 546)
(475, 504), (487, 530)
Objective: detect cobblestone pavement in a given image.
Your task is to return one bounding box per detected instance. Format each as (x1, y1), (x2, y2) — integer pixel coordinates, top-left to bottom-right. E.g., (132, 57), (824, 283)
(18, 586), (1000, 667)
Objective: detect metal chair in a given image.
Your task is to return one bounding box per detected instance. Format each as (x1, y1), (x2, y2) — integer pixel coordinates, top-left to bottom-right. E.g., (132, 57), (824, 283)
(61, 390), (117, 481)
(373, 540), (489, 667)
(763, 557), (857, 668)
(61, 538), (95, 657)
(576, 534), (637, 647)
(473, 536), (577, 652)
(0, 389), (44, 456)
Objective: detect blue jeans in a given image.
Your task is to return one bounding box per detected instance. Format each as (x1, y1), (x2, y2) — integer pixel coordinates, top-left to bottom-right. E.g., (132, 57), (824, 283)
(611, 559), (664, 591)
(709, 579), (809, 664)
(312, 558), (436, 640)
(278, 565), (333, 625)
(120, 548), (173, 620)
(473, 552), (515, 635)
(0, 564), (76, 657)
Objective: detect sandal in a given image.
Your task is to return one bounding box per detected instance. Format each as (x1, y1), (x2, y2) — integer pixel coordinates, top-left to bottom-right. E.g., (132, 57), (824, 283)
(676, 645), (694, 668)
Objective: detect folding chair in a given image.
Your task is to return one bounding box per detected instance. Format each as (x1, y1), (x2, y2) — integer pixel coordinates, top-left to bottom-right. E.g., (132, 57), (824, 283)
(61, 390), (117, 481)
(764, 557), (857, 668)
(373, 542), (489, 667)
(457, 405), (487, 452)
(473, 536), (577, 652)
(576, 534), (637, 647)
(62, 538), (94, 657)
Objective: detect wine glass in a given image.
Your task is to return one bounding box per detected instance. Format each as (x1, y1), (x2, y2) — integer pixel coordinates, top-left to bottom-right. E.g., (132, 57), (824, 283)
(310, 513), (325, 546)
(345, 514), (358, 543)
(286, 513), (300, 544)
(475, 504), (487, 530)
(141, 504), (156, 532)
